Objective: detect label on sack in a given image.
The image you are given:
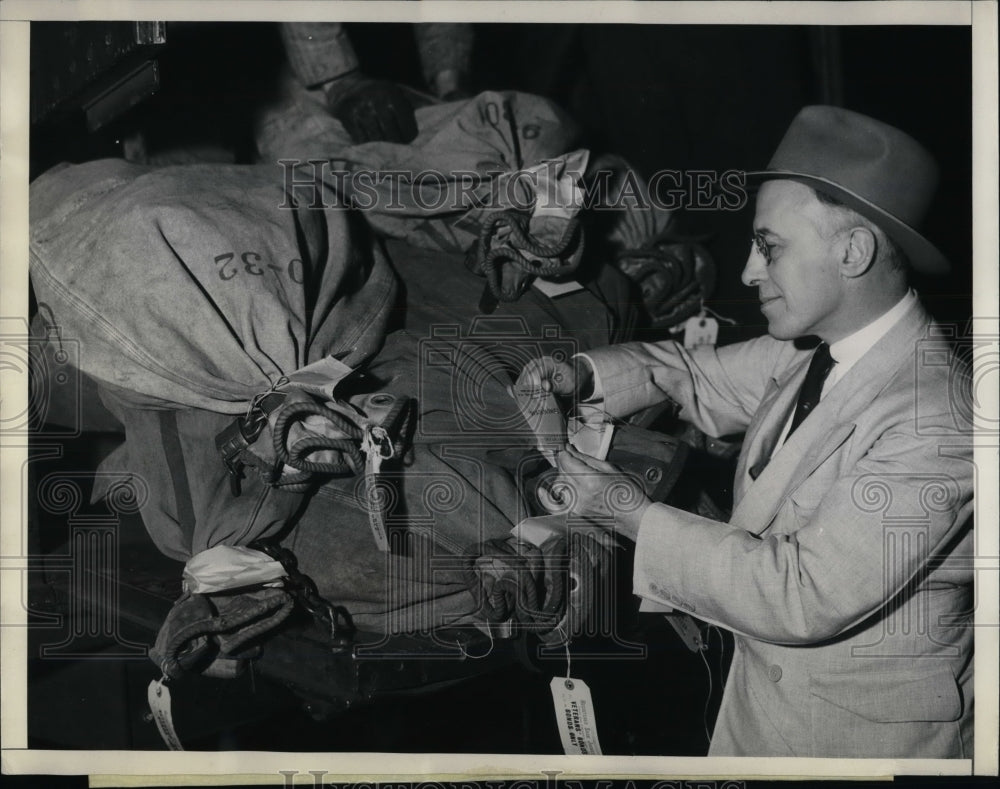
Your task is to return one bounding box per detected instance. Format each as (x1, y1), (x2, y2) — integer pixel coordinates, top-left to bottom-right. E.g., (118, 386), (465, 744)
(663, 611), (706, 653)
(361, 426), (391, 552)
(683, 315), (718, 349)
(550, 676), (602, 755)
(147, 678), (184, 751)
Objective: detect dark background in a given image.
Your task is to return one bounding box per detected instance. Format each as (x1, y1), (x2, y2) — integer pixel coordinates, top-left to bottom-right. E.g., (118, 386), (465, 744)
(30, 22), (973, 339)
(24, 21), (976, 758)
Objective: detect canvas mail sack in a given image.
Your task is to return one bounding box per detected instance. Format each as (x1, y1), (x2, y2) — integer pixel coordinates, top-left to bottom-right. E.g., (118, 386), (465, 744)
(30, 159), (400, 561)
(256, 87), (584, 254)
(29, 159), (397, 415)
(27, 92), (625, 650)
(28, 90), (593, 565)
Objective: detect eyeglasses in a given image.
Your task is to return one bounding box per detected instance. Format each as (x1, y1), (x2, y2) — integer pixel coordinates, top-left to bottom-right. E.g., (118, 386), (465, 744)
(752, 232), (773, 264)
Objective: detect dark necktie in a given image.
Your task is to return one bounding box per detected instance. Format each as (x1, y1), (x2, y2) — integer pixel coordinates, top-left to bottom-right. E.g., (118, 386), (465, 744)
(787, 342), (835, 437)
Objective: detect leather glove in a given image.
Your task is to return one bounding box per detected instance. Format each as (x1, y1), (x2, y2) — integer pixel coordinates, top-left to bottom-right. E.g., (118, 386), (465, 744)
(324, 73), (418, 144)
(150, 588), (294, 680)
(464, 536), (537, 624)
(537, 526), (617, 646)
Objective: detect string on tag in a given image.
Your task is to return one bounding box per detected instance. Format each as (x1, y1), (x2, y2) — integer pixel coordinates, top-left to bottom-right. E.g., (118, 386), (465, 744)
(456, 625), (495, 660)
(699, 628), (717, 749)
(564, 640), (572, 679)
(700, 301), (738, 326)
(669, 301), (738, 335)
(244, 375), (290, 423)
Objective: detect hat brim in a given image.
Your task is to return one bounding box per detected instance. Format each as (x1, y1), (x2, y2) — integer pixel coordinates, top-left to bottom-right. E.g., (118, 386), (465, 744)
(744, 170), (950, 276)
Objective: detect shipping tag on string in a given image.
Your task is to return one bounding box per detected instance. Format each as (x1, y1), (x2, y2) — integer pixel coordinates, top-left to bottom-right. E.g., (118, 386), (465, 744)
(683, 312), (719, 349)
(550, 676), (603, 755)
(567, 403), (614, 461)
(147, 678), (184, 750)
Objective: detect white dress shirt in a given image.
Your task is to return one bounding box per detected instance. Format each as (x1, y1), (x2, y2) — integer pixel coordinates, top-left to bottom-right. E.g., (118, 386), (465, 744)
(773, 288), (918, 449)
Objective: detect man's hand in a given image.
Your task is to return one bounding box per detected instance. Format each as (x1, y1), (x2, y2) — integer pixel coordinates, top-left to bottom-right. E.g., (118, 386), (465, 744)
(520, 355), (594, 399)
(553, 445), (651, 540)
(324, 73), (418, 144)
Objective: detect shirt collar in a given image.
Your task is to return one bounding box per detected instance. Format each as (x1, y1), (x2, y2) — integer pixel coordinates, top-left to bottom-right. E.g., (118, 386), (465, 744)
(828, 289), (918, 377)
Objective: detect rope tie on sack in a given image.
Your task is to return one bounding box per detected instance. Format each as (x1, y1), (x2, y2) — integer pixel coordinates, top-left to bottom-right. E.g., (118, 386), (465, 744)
(218, 380), (415, 501)
(269, 395), (413, 551)
(461, 536), (566, 633)
(270, 394), (413, 482)
(474, 210), (584, 303)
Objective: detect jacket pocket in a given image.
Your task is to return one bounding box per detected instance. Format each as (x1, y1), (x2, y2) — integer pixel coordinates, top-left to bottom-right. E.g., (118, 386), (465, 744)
(809, 663), (962, 723)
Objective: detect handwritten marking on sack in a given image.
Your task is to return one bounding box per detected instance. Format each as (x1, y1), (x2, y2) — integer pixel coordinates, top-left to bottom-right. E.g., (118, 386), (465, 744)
(478, 100), (510, 127)
(213, 252), (304, 284)
(478, 100), (541, 141)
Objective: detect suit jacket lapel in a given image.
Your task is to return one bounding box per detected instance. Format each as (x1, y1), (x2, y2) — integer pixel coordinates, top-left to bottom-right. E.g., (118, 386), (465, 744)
(730, 301), (932, 536)
(733, 360), (808, 503)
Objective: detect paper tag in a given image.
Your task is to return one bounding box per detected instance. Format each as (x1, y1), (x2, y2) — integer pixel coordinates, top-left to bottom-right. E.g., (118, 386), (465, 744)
(510, 378), (567, 465)
(550, 676), (603, 755)
(512, 513), (569, 546)
(361, 427), (391, 552)
(532, 278), (586, 299)
(683, 315), (718, 349)
(663, 612), (706, 653)
(147, 679), (184, 751)
(567, 416), (614, 461)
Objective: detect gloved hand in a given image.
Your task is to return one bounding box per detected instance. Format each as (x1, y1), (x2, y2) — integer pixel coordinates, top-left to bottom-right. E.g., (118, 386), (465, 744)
(323, 72), (418, 144)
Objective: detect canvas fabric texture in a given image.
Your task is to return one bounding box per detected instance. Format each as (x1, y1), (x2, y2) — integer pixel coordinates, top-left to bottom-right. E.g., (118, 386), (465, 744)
(29, 159), (397, 415)
(255, 86), (585, 253)
(28, 108), (625, 633)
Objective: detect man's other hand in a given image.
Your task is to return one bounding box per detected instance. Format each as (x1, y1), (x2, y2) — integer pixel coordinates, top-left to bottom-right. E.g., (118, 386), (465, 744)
(554, 445), (651, 540)
(520, 355), (594, 399)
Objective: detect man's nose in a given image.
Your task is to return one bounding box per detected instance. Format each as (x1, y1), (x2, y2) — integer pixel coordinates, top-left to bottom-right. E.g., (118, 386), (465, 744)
(741, 243), (767, 287)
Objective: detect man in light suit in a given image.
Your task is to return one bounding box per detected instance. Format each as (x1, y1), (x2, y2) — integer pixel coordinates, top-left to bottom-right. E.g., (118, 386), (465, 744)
(530, 106), (974, 758)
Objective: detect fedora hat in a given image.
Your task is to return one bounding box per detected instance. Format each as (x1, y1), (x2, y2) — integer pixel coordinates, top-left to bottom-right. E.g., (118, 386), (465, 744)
(746, 105), (949, 275)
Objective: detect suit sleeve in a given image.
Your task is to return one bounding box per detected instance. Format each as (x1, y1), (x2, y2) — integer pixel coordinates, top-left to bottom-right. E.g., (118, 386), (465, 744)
(631, 403), (974, 644)
(585, 334), (796, 437)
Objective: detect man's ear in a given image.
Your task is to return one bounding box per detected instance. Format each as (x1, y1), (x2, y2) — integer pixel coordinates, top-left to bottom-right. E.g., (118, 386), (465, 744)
(840, 227), (877, 278)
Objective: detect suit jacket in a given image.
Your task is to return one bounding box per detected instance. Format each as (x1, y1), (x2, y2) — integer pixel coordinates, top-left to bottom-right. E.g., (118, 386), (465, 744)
(586, 300), (974, 758)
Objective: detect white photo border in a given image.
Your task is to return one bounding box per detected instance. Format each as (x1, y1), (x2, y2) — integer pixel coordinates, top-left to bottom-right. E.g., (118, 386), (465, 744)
(2, 0), (997, 782)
